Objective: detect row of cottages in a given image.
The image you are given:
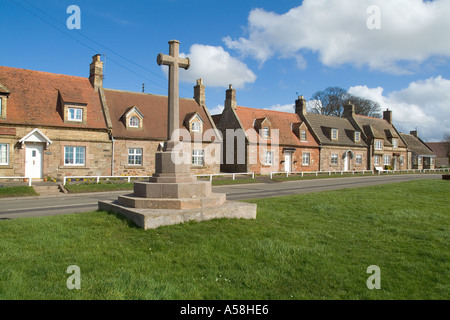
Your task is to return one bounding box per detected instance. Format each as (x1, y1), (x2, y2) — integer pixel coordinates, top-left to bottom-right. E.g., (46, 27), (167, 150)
(0, 55), (220, 180)
(214, 87), (435, 173)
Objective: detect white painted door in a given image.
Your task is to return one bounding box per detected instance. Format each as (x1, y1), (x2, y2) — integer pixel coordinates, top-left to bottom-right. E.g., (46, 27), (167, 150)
(285, 153), (292, 172)
(25, 144), (43, 179)
(344, 153), (350, 171)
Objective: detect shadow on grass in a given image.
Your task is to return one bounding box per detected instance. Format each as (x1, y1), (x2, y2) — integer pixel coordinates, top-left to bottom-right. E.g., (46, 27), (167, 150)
(100, 209), (142, 230)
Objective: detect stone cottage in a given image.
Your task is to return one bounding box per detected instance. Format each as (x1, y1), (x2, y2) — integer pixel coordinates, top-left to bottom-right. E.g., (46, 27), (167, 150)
(215, 87), (320, 174)
(400, 131), (436, 170)
(297, 99), (370, 172)
(0, 60), (111, 180)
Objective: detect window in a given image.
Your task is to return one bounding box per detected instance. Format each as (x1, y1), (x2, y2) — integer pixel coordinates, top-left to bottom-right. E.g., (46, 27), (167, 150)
(331, 129), (338, 140)
(64, 146), (85, 166)
(68, 108), (83, 122)
(355, 131), (361, 142)
(128, 148), (143, 166)
(374, 155), (381, 166)
(0, 143), (8, 165)
(431, 158), (434, 165)
(191, 121), (201, 132)
(302, 153), (310, 166)
(264, 151), (274, 166)
(262, 127), (270, 139)
(129, 116), (140, 128)
(384, 155), (391, 166)
(0, 98), (3, 116)
(400, 156), (404, 166)
(393, 139), (398, 148)
(192, 150), (204, 166)
(375, 140), (383, 150)
(418, 157), (422, 165)
(300, 130), (307, 141)
(331, 154), (338, 165)
(356, 155), (362, 165)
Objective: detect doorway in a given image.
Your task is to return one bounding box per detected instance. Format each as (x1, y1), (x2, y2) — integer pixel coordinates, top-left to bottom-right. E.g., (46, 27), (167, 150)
(25, 143), (43, 179)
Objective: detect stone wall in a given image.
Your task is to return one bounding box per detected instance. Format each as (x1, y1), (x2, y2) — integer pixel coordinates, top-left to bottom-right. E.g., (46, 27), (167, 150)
(320, 146), (369, 172)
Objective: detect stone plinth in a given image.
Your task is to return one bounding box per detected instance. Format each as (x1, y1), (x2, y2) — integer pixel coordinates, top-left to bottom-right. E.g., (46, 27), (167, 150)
(98, 200), (257, 230)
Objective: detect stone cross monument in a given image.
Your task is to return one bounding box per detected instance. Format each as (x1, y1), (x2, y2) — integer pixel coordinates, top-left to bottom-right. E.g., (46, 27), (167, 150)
(157, 40), (190, 147)
(98, 40), (257, 230)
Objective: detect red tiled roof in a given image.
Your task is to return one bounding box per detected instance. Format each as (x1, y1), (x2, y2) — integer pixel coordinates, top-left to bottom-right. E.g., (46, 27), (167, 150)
(235, 106), (319, 147)
(0, 66), (107, 129)
(426, 142), (450, 158)
(104, 89), (217, 141)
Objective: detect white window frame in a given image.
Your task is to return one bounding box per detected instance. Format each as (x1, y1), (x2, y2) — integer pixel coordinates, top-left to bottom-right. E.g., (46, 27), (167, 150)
(418, 157), (422, 165)
(0, 97), (3, 117)
(355, 131), (361, 142)
(374, 155), (380, 166)
(0, 143), (9, 165)
(128, 148), (143, 166)
(262, 127), (270, 139)
(68, 108), (83, 122)
(192, 150), (204, 166)
(375, 140), (383, 150)
(302, 152), (310, 166)
(129, 116), (140, 128)
(393, 139), (398, 148)
(264, 151), (274, 166)
(64, 146), (85, 166)
(331, 129), (338, 140)
(356, 155), (362, 165)
(300, 130), (307, 141)
(191, 121), (201, 133)
(331, 154), (338, 165)
(384, 155), (391, 166)
(400, 155), (404, 166)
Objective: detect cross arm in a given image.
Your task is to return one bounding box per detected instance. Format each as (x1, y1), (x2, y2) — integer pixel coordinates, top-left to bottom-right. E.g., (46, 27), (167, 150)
(157, 53), (191, 70)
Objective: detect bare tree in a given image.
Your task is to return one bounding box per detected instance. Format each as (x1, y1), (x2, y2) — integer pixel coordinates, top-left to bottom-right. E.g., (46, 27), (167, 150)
(309, 87), (381, 118)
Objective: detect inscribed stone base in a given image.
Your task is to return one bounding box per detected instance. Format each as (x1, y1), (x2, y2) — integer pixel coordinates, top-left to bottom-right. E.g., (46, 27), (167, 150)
(98, 200), (257, 230)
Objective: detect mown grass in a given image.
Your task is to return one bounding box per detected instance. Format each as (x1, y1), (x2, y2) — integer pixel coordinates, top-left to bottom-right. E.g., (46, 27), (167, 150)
(0, 180), (448, 300)
(0, 186), (38, 198)
(64, 183), (134, 193)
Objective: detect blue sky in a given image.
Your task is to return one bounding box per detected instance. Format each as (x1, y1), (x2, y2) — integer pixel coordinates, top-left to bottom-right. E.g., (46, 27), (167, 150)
(1, 0), (449, 141)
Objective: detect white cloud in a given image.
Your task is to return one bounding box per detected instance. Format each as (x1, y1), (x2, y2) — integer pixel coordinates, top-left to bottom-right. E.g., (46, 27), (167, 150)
(348, 76), (450, 142)
(208, 104), (224, 116)
(224, 0), (450, 73)
(179, 44), (256, 89)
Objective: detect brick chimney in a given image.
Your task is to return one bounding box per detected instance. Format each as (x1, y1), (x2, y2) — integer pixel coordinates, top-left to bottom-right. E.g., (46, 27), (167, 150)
(343, 101), (355, 118)
(295, 96), (307, 117)
(410, 130), (418, 138)
(383, 108), (393, 124)
(225, 84), (236, 110)
(194, 78), (205, 106)
(89, 54), (103, 89)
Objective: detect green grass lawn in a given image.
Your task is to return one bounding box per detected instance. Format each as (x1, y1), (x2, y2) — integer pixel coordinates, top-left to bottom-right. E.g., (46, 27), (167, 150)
(0, 180), (448, 300)
(64, 182), (134, 193)
(0, 186), (38, 198)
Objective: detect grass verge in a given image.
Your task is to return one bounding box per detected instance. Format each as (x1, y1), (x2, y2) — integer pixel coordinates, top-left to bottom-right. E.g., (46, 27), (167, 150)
(64, 183), (134, 193)
(0, 186), (38, 198)
(0, 180), (448, 299)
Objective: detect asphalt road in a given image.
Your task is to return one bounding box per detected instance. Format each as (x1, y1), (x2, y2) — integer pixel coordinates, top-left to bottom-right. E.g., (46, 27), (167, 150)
(0, 174), (442, 220)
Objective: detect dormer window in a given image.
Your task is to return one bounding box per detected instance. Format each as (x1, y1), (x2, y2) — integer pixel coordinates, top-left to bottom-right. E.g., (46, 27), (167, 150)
(191, 121), (201, 132)
(355, 131), (361, 142)
(393, 138), (398, 148)
(129, 116), (140, 128)
(68, 107), (83, 122)
(187, 113), (204, 134)
(375, 140), (383, 150)
(300, 130), (307, 141)
(331, 129), (338, 140)
(123, 106), (144, 129)
(262, 127), (270, 139)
